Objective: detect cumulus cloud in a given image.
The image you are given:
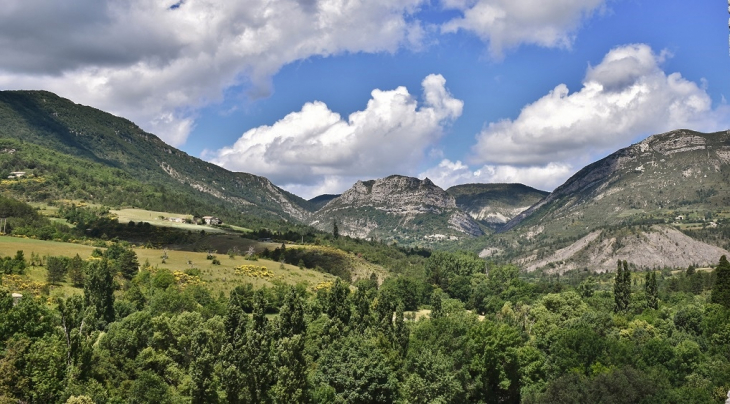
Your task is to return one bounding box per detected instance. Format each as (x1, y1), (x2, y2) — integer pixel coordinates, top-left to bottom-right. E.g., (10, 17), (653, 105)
(0, 0), (426, 145)
(471, 44), (728, 167)
(210, 74), (462, 199)
(441, 0), (605, 56)
(419, 159), (570, 191)
(417, 44), (729, 193)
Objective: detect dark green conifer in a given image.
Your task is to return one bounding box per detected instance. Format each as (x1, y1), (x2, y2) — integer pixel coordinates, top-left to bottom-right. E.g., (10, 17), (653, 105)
(645, 271), (658, 310)
(712, 255), (730, 308)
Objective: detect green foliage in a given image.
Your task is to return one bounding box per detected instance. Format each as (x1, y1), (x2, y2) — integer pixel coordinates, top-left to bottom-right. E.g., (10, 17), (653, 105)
(1, 236), (730, 402)
(0, 250), (27, 275)
(314, 335), (398, 403)
(614, 260), (631, 313)
(46, 255), (68, 285)
(645, 271), (658, 310)
(84, 258), (115, 327)
(712, 255), (730, 308)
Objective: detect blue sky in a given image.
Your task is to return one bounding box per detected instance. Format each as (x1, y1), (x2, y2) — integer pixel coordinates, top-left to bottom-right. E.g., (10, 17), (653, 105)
(0, 0), (728, 198)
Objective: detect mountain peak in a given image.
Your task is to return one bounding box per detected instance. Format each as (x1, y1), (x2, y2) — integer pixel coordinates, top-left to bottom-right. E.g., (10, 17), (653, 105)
(308, 175), (483, 240)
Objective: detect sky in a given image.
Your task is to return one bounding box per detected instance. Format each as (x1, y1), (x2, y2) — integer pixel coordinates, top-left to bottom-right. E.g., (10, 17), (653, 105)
(0, 0), (728, 199)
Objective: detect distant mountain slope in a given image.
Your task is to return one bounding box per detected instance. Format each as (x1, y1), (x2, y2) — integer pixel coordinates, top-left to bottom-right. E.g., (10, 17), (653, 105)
(308, 175), (484, 241)
(487, 129), (730, 272)
(308, 194), (340, 211)
(447, 183), (548, 230)
(0, 90), (313, 221)
(503, 129), (730, 235)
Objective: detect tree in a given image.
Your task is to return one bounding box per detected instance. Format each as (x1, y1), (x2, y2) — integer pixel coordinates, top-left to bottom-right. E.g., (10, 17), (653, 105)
(117, 248), (140, 280)
(333, 220), (339, 239)
(402, 348), (464, 404)
(190, 329), (220, 403)
(240, 290), (273, 403)
(46, 256), (67, 285)
(314, 336), (398, 404)
(67, 254), (85, 287)
(84, 258), (115, 327)
(614, 260), (631, 313)
(578, 276), (596, 298)
(431, 289), (443, 320)
(645, 271), (658, 310)
(712, 255), (730, 308)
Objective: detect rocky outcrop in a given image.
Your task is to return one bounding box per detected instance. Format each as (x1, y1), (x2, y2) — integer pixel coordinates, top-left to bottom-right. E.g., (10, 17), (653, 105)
(517, 226), (730, 274)
(309, 175), (484, 240)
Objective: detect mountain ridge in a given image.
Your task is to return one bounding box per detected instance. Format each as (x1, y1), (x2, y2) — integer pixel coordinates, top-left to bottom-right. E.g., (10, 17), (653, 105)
(308, 175), (484, 241)
(0, 90), (314, 222)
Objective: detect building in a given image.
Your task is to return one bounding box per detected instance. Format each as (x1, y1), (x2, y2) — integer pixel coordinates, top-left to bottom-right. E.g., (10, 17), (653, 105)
(202, 216), (221, 225)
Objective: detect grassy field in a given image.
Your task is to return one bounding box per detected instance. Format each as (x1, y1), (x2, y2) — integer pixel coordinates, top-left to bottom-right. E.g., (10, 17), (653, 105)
(0, 236), (338, 298)
(110, 208), (228, 233)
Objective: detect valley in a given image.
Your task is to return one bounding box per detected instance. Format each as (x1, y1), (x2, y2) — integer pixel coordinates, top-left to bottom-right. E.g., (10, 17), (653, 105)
(1, 90), (730, 403)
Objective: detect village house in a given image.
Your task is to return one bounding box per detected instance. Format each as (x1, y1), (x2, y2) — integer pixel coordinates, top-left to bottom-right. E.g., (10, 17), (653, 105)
(202, 216), (221, 225)
(7, 171), (26, 179)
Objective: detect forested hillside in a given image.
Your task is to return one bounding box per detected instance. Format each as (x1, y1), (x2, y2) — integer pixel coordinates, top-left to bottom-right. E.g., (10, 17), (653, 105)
(2, 236), (730, 402)
(0, 90), (314, 224)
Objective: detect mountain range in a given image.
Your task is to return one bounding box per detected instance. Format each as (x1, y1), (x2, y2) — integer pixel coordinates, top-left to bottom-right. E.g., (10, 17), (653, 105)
(1, 89), (728, 272)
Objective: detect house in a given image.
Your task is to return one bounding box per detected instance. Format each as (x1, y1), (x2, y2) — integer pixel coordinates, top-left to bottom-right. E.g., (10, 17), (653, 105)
(168, 217), (184, 223)
(7, 171), (26, 179)
(202, 216), (221, 225)
(675, 215), (684, 221)
(12, 293), (22, 306)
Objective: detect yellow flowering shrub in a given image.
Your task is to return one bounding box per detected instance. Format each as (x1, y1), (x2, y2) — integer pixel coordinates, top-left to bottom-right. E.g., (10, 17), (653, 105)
(314, 281), (334, 291)
(235, 265), (274, 279)
(2, 274), (46, 296)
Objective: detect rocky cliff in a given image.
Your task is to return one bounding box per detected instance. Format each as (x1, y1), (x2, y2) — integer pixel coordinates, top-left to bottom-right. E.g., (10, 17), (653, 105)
(309, 175), (484, 241)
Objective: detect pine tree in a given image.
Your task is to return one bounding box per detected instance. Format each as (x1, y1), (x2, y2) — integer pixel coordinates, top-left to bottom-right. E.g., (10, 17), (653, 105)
(645, 271), (658, 310)
(333, 220), (339, 239)
(46, 256), (67, 285)
(67, 254), (85, 287)
(712, 255), (730, 308)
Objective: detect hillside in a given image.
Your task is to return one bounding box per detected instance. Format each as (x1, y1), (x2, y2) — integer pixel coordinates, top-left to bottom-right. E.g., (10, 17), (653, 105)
(308, 175), (484, 242)
(503, 129), (730, 235)
(447, 183), (548, 230)
(486, 129), (730, 272)
(308, 194), (340, 211)
(0, 90), (313, 223)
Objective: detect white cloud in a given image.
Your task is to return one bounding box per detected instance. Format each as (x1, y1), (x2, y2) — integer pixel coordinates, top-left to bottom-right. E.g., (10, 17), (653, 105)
(471, 44), (728, 167)
(441, 0), (605, 57)
(0, 0), (426, 145)
(419, 159), (571, 191)
(210, 74), (462, 199)
(418, 44), (730, 194)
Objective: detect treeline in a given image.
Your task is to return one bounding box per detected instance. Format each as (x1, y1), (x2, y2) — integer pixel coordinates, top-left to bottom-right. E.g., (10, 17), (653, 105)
(4, 250), (730, 402)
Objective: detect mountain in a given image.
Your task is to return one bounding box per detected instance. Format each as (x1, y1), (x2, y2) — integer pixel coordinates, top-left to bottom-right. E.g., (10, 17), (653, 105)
(447, 183), (548, 230)
(0, 90), (313, 222)
(308, 175), (484, 241)
(308, 194), (340, 211)
(490, 129), (730, 272)
(504, 129), (730, 234)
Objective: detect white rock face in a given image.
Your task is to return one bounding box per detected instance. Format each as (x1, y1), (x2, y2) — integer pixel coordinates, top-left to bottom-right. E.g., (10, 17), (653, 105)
(311, 175), (484, 238)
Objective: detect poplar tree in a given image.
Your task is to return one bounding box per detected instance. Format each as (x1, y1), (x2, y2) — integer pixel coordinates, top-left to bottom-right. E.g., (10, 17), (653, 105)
(614, 260), (631, 313)
(712, 255), (730, 308)
(645, 271), (658, 310)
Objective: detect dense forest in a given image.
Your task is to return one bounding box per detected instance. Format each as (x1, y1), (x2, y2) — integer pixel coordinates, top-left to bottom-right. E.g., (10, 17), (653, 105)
(2, 242), (730, 403)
